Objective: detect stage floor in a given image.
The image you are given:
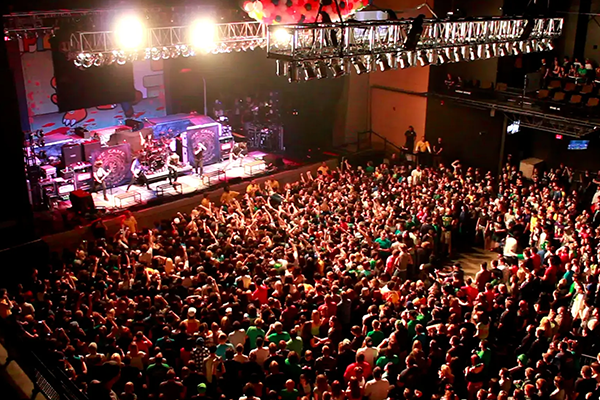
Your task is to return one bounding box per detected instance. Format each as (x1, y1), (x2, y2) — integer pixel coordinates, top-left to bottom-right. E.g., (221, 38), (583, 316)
(86, 151), (283, 211)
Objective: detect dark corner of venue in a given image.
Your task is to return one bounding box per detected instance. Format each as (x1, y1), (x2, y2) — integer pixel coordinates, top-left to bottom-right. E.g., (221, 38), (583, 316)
(3, 1), (600, 400)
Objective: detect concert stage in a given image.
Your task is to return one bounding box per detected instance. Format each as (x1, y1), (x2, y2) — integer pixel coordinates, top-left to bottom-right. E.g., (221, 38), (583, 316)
(89, 150), (285, 211)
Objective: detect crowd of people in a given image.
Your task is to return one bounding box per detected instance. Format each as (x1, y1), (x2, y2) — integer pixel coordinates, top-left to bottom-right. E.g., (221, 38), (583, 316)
(3, 155), (600, 400)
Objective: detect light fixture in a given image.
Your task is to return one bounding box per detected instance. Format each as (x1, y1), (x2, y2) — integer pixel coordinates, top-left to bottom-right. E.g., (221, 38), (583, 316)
(151, 47), (161, 61)
(352, 57), (368, 74)
(316, 61), (328, 79)
(468, 45), (477, 61)
(180, 45), (191, 57)
(439, 49), (450, 64)
(161, 46), (170, 59)
(497, 43), (507, 57)
(116, 51), (127, 65)
(398, 52), (411, 69)
(484, 44), (493, 59)
(74, 53), (85, 67)
(276, 60), (288, 77)
(82, 53), (93, 68)
(93, 53), (104, 67)
(524, 40), (533, 54)
(303, 62), (317, 80)
(272, 28), (292, 47)
(329, 59), (345, 77)
(376, 54), (392, 71)
(190, 19), (216, 53)
(417, 50), (429, 66)
(513, 41), (523, 55)
(170, 46), (181, 58)
(114, 15), (145, 50)
(288, 62), (301, 83)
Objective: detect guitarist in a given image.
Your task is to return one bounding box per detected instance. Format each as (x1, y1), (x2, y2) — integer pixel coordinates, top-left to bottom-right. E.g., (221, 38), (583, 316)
(93, 160), (110, 201)
(126, 155), (150, 191)
(167, 152), (182, 186)
(194, 142), (207, 176)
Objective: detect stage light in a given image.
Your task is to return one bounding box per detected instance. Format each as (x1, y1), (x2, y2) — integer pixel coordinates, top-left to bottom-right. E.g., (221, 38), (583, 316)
(93, 53), (104, 67)
(74, 53), (85, 67)
(303, 62), (317, 80)
(316, 61), (328, 79)
(116, 51), (127, 65)
(524, 40), (533, 53)
(151, 47), (161, 61)
(170, 46), (181, 58)
(468, 45), (477, 61)
(82, 53), (93, 68)
(276, 59), (288, 76)
(417, 50), (429, 66)
(546, 39), (555, 51)
(179, 45), (191, 57)
(427, 50), (438, 65)
(484, 44), (493, 59)
(439, 49), (450, 64)
(190, 19), (216, 53)
(288, 62), (301, 83)
(497, 43), (507, 57)
(272, 28), (292, 46)
(513, 41), (523, 55)
(352, 57), (368, 74)
(106, 51), (117, 65)
(376, 54), (392, 71)
(161, 46), (170, 59)
(398, 52), (411, 69)
(329, 59), (345, 77)
(115, 15), (145, 50)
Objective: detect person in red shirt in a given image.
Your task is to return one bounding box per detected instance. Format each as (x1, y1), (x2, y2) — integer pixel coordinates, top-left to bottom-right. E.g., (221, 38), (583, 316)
(251, 278), (269, 305)
(344, 353), (372, 382)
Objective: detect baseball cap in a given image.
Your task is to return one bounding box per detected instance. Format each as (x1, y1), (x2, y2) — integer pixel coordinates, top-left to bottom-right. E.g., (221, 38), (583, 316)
(517, 354), (528, 364)
(188, 307), (196, 317)
(196, 337), (205, 345)
(197, 383), (207, 394)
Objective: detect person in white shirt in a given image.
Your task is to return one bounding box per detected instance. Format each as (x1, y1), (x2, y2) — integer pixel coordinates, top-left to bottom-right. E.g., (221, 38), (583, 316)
(503, 231), (519, 260)
(249, 336), (269, 367)
(364, 367), (390, 400)
(356, 337), (378, 368)
(228, 320), (246, 347)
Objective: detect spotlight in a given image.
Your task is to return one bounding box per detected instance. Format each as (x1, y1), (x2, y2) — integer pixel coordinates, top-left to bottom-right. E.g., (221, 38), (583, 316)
(484, 44), (493, 59)
(398, 52), (411, 69)
(179, 45), (191, 57)
(190, 19), (216, 53)
(106, 51), (117, 65)
(116, 51), (127, 65)
(439, 49), (450, 64)
(546, 40), (555, 51)
(513, 42), (523, 55)
(93, 53), (104, 67)
(276, 59), (288, 77)
(417, 50), (429, 66)
(497, 43), (507, 57)
(288, 62), (301, 83)
(427, 50), (438, 65)
(316, 61), (328, 79)
(151, 47), (161, 61)
(74, 53), (85, 67)
(272, 28), (292, 47)
(303, 62), (317, 80)
(329, 59), (345, 78)
(161, 46), (170, 59)
(404, 15), (424, 51)
(468, 45), (477, 61)
(114, 15), (145, 50)
(352, 57), (368, 75)
(524, 40), (533, 54)
(451, 48), (461, 63)
(376, 54), (392, 72)
(82, 53), (93, 68)
(170, 47), (181, 58)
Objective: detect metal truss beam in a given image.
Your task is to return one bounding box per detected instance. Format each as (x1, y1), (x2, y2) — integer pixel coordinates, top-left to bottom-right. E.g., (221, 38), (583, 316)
(434, 93), (598, 138)
(68, 21), (266, 57)
(266, 17), (563, 62)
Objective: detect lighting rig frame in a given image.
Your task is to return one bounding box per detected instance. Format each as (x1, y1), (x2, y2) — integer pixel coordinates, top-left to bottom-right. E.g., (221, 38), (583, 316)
(266, 17), (563, 82)
(67, 21), (266, 67)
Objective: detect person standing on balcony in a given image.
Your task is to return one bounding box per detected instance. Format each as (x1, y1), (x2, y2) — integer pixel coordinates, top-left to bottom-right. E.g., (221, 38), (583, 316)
(414, 135), (431, 167)
(403, 126), (416, 164)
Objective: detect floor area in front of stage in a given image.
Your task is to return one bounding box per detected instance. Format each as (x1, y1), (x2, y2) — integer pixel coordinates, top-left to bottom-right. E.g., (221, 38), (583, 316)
(86, 151), (291, 211)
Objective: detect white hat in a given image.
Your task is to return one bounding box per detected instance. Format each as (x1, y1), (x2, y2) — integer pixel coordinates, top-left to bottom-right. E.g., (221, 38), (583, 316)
(225, 307), (233, 314)
(188, 307), (196, 317)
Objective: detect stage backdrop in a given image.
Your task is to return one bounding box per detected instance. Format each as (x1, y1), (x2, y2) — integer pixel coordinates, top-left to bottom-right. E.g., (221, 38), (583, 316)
(90, 144), (133, 188)
(18, 34), (167, 134)
(186, 124), (221, 166)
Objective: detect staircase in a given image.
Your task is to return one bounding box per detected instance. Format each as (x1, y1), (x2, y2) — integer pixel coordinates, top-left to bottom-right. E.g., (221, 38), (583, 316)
(335, 130), (404, 164)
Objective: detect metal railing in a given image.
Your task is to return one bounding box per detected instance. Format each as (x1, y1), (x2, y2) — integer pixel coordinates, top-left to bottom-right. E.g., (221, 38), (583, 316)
(0, 317), (88, 400)
(355, 130), (404, 154)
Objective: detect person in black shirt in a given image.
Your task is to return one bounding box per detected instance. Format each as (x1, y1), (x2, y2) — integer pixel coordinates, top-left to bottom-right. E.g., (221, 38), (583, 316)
(404, 126), (417, 163)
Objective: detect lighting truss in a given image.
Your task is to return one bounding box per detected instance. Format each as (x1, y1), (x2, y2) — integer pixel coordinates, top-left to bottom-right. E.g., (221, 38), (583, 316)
(68, 21), (266, 66)
(266, 17), (563, 78)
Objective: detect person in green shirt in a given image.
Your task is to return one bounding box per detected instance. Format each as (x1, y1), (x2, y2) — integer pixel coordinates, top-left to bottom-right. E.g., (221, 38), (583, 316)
(286, 327), (303, 356)
(477, 340), (491, 370)
(246, 318), (266, 349)
(267, 321), (291, 343)
(367, 320), (386, 347)
(280, 379), (299, 400)
(406, 311), (418, 339)
(375, 347), (400, 368)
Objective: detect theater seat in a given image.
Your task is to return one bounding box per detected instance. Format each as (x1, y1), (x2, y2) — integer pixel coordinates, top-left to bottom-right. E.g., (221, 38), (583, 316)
(570, 94), (582, 105)
(495, 82), (508, 92)
(538, 89), (550, 100)
(551, 92), (566, 102)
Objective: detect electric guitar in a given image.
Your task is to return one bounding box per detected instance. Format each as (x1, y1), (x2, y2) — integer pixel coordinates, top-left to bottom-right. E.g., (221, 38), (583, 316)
(94, 169), (111, 184)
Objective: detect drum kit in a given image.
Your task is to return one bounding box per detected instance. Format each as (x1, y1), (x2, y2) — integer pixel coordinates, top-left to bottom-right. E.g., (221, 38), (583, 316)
(138, 137), (171, 172)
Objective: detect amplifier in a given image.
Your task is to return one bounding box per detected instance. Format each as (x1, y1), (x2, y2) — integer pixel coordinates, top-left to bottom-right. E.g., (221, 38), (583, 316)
(72, 161), (92, 172)
(55, 177), (76, 196)
(61, 142), (83, 165)
(61, 169), (74, 180)
(75, 171), (93, 190)
(125, 119), (144, 132)
(82, 141), (101, 163)
(40, 165), (57, 179)
(39, 179), (56, 197)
